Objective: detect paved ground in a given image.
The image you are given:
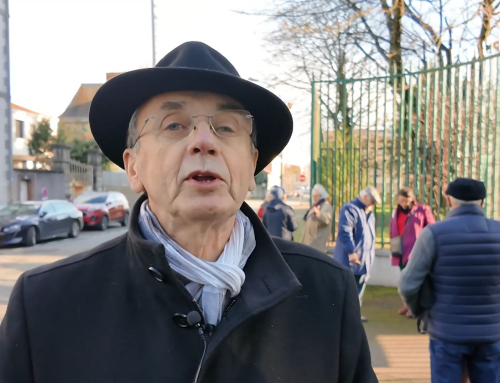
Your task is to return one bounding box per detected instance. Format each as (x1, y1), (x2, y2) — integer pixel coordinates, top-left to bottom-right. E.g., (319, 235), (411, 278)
(0, 200), (430, 382)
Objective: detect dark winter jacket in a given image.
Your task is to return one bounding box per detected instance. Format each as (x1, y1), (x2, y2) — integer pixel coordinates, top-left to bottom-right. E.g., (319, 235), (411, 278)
(0, 195), (377, 383)
(333, 198), (376, 276)
(262, 198), (298, 240)
(428, 205), (500, 343)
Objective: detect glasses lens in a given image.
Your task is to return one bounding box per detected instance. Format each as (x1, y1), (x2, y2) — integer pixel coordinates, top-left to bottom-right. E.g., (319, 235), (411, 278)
(211, 110), (253, 138)
(158, 112), (193, 138)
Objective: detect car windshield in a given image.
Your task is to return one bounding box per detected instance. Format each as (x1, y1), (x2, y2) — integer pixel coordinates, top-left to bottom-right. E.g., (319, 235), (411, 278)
(74, 195), (107, 204)
(0, 204), (40, 217)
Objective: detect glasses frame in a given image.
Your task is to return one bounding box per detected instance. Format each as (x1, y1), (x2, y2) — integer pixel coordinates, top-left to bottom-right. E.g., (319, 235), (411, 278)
(131, 109), (254, 148)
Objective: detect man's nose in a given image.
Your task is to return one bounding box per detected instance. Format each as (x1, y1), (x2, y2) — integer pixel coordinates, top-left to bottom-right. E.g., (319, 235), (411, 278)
(188, 120), (218, 155)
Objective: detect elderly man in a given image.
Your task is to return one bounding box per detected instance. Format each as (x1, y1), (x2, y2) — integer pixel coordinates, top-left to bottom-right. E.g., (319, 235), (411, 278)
(0, 42), (376, 383)
(262, 185), (298, 240)
(333, 186), (381, 322)
(399, 178), (500, 383)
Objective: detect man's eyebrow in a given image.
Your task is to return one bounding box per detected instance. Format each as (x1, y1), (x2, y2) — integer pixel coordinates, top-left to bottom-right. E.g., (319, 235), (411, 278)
(160, 101), (186, 111)
(217, 102), (245, 111)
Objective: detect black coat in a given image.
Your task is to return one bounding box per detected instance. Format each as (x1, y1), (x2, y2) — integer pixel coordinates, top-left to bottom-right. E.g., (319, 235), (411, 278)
(262, 199), (298, 241)
(0, 196), (377, 383)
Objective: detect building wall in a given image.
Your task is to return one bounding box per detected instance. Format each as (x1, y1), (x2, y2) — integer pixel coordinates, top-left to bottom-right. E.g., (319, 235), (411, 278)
(102, 170), (140, 207)
(11, 108), (41, 156)
(0, 0), (11, 208)
(58, 120), (94, 142)
(12, 169), (65, 202)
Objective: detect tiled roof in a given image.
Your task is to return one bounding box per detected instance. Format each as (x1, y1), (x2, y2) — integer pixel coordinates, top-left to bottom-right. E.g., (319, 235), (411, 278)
(11, 103), (42, 115)
(59, 84), (102, 121)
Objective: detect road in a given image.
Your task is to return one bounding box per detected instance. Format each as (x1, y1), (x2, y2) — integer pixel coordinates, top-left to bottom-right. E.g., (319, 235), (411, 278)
(0, 224), (127, 320)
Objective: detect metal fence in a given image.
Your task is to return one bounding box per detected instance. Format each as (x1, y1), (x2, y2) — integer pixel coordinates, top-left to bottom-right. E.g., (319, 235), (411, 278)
(310, 54), (500, 247)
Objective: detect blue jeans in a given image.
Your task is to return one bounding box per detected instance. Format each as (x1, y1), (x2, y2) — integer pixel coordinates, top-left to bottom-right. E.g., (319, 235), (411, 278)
(430, 339), (500, 383)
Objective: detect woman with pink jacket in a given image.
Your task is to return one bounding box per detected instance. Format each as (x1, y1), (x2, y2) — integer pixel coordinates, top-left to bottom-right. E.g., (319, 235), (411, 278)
(390, 187), (435, 317)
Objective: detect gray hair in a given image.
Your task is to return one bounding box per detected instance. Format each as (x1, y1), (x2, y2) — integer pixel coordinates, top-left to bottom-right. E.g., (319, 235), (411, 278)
(313, 184), (328, 199)
(449, 196), (482, 206)
(126, 107), (258, 152)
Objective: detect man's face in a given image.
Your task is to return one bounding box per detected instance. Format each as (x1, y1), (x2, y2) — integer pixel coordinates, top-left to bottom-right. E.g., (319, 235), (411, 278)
(397, 195), (413, 209)
(123, 91), (258, 222)
(312, 189), (322, 204)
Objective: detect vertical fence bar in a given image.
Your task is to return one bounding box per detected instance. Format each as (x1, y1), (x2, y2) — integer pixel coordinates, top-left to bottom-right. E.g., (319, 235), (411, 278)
(477, 61), (485, 183)
(398, 72), (406, 192)
(366, 81), (371, 190)
(382, 75), (389, 247)
(414, 72), (422, 196)
(374, 78), (380, 188)
(470, 60), (477, 178)
(341, 79), (347, 209)
(326, 77), (331, 205)
(455, 65), (463, 179)
(484, 58), (492, 215)
(358, 82), (364, 192)
(389, 68), (398, 213)
(446, 65), (455, 208)
(350, 80), (355, 200)
(422, 70), (431, 202)
(463, 64), (471, 177)
(493, 56), (500, 219)
(437, 66), (447, 217)
(310, 77), (315, 204)
(406, 69), (413, 187)
(430, 70), (439, 212)
(333, 80), (338, 235)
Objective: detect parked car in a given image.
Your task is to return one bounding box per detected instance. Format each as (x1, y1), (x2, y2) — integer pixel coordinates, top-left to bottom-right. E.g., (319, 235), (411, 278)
(0, 200), (83, 247)
(74, 191), (130, 231)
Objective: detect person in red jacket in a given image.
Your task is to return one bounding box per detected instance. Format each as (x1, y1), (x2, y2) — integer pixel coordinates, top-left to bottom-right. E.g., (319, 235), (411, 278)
(390, 187), (435, 317)
(257, 190), (273, 220)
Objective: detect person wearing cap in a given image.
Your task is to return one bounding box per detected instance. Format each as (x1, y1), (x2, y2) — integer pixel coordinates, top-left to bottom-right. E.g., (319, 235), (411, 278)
(399, 178), (500, 383)
(262, 185), (298, 240)
(0, 42), (376, 383)
(333, 186), (381, 322)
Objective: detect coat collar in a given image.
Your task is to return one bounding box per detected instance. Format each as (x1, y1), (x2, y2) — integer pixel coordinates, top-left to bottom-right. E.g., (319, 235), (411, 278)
(126, 194), (302, 365)
(447, 204), (485, 219)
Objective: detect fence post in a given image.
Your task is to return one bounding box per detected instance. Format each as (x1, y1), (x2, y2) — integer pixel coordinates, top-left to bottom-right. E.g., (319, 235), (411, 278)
(51, 143), (72, 200)
(86, 150), (103, 192)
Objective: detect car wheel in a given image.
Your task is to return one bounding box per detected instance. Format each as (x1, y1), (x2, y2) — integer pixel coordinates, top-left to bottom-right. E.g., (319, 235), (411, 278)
(98, 215), (109, 231)
(121, 212), (129, 227)
(23, 227), (37, 247)
(68, 220), (80, 238)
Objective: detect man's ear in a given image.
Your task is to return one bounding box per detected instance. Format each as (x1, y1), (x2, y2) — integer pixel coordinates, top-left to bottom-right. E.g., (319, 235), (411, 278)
(480, 199), (485, 207)
(446, 195), (452, 208)
(248, 149), (259, 192)
(123, 149), (146, 194)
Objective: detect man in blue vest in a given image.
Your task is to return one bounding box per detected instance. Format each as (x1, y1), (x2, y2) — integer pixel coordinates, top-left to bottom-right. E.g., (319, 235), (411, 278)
(333, 186), (381, 322)
(399, 178), (500, 383)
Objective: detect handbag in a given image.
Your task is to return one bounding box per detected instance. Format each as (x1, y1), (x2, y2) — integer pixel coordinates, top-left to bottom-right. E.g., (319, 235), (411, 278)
(390, 210), (416, 258)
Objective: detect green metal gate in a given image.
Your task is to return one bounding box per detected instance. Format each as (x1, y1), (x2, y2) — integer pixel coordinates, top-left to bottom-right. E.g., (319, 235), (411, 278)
(310, 54), (500, 247)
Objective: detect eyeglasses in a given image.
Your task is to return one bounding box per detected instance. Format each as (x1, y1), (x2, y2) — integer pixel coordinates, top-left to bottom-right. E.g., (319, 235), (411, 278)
(132, 109), (254, 148)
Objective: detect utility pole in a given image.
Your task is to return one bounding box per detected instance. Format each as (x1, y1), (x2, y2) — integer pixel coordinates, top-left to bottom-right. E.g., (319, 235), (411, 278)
(151, 0), (156, 66)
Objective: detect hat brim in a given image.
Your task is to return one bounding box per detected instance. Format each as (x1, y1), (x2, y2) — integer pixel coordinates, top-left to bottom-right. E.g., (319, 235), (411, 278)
(89, 68), (293, 174)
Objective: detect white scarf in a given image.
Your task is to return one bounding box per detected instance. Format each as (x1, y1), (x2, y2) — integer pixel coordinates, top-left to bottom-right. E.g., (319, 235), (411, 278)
(139, 201), (256, 325)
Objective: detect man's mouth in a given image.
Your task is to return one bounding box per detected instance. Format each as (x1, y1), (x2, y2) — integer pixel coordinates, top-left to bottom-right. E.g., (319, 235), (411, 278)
(187, 171), (222, 184)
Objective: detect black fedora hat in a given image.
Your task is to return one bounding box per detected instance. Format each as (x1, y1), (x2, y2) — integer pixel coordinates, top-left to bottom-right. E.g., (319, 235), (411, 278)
(89, 41), (293, 174)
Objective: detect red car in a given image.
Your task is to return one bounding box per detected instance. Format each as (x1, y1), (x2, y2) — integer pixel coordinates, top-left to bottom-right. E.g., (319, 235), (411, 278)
(74, 192), (130, 231)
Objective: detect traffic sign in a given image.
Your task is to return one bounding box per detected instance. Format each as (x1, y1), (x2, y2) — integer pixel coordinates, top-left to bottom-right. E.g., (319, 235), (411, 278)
(298, 174), (306, 183)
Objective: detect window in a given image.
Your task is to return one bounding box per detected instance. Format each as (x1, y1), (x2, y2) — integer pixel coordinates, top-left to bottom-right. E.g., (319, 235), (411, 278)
(53, 202), (72, 213)
(40, 204), (55, 215)
(14, 120), (24, 138)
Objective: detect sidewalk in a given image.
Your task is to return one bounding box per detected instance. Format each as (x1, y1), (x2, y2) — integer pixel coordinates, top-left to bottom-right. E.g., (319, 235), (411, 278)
(363, 286), (431, 383)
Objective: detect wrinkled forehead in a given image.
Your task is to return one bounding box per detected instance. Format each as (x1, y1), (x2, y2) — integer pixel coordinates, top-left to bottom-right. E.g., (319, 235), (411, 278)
(139, 91), (245, 115)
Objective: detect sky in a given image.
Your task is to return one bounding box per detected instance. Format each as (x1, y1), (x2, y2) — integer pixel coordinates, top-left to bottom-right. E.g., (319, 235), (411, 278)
(9, 0), (312, 168)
